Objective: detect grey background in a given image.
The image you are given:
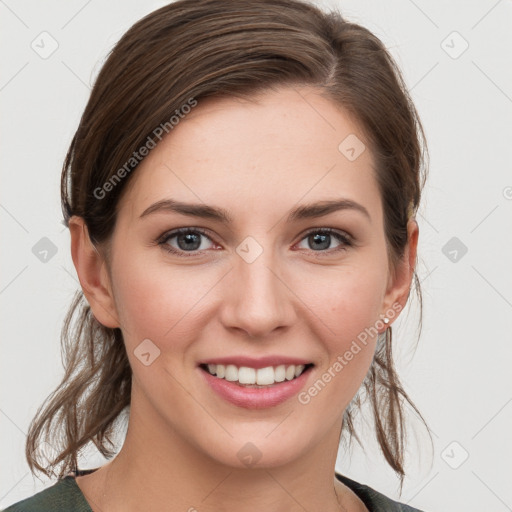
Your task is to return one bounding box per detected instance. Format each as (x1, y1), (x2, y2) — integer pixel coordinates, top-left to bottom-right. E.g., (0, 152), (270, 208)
(1, 1), (511, 510)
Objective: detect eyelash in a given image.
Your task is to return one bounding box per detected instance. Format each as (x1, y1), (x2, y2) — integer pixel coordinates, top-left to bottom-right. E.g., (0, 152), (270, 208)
(157, 227), (353, 258)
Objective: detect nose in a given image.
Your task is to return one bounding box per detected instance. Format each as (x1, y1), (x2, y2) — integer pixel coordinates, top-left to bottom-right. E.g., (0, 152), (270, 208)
(219, 244), (296, 339)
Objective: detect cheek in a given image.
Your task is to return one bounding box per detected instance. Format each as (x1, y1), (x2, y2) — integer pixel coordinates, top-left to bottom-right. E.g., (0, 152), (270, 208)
(327, 274), (385, 338)
(295, 262), (386, 386)
(296, 285), (383, 413)
(298, 260), (387, 337)
(110, 252), (207, 349)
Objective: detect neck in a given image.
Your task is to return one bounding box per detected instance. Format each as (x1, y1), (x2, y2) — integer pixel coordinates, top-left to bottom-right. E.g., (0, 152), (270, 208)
(77, 391), (364, 512)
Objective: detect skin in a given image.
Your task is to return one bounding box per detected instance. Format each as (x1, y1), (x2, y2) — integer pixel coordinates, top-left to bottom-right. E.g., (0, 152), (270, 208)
(70, 86), (418, 512)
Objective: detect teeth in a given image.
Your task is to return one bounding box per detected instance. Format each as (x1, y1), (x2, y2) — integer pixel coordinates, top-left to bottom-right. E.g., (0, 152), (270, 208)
(216, 364), (225, 378)
(256, 366), (274, 385)
(225, 364), (238, 382)
(274, 365), (286, 383)
(204, 363), (308, 385)
(238, 366), (256, 384)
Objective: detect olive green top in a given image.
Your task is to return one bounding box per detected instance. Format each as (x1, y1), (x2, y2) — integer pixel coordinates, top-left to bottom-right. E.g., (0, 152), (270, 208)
(2, 469), (426, 511)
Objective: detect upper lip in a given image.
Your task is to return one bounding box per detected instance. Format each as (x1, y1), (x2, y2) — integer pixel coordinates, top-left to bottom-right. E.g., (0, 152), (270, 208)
(199, 356), (313, 369)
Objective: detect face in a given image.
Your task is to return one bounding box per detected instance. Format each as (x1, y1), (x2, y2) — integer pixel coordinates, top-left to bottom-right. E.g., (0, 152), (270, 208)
(80, 86), (413, 470)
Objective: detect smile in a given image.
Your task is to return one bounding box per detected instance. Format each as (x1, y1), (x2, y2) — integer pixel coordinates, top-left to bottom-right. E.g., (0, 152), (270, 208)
(198, 362), (315, 409)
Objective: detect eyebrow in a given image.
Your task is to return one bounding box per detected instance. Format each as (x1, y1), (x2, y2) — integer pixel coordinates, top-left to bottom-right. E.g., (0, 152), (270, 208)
(139, 198), (371, 223)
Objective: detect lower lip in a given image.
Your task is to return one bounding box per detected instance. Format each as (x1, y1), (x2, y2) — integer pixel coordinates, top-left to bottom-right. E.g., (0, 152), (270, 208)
(199, 366), (313, 409)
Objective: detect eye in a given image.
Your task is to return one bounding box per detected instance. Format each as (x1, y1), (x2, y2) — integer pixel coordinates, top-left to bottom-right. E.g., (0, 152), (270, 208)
(157, 227), (353, 258)
(158, 227), (216, 257)
(295, 228), (352, 255)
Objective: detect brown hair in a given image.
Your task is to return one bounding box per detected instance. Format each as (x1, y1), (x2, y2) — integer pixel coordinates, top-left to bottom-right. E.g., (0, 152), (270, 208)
(26, 0), (431, 491)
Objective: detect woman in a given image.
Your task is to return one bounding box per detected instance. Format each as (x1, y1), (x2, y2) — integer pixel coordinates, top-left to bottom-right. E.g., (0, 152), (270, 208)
(3, 0), (432, 510)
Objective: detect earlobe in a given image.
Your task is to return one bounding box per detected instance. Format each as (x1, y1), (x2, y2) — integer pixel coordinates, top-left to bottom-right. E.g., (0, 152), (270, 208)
(68, 216), (120, 329)
(380, 219), (419, 329)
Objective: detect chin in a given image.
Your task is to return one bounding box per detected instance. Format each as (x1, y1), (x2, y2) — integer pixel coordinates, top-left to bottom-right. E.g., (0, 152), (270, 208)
(202, 434), (307, 470)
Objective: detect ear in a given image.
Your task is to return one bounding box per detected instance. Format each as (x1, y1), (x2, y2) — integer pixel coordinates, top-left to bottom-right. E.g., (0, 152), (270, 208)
(379, 219), (419, 330)
(68, 216), (120, 329)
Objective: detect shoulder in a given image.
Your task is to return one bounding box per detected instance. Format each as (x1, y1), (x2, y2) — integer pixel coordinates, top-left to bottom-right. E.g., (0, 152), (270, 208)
(335, 472), (427, 512)
(1, 477), (91, 512)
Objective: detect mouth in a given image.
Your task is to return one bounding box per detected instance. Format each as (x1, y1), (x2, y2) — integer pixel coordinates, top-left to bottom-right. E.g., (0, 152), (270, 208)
(199, 362), (315, 388)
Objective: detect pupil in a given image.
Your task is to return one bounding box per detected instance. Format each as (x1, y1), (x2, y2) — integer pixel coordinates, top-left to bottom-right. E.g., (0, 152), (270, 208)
(178, 233), (200, 251)
(310, 233), (329, 250)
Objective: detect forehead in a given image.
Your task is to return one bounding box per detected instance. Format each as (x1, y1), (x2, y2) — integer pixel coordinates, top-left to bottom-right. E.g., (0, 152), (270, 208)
(117, 86), (381, 225)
